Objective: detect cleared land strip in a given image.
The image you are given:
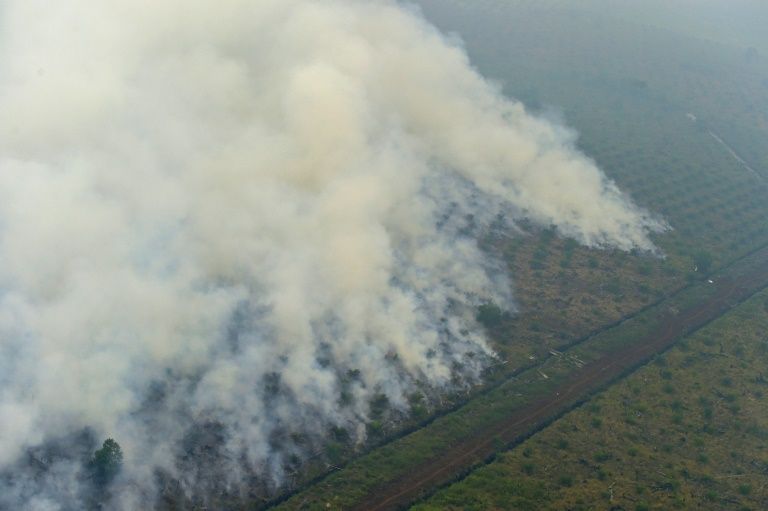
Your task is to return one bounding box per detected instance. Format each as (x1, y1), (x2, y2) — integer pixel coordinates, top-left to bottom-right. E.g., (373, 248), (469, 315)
(359, 249), (768, 511)
(276, 244), (768, 511)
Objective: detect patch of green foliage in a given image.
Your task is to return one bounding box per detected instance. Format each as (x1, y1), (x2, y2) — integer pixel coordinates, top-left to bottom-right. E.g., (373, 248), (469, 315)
(415, 289), (768, 511)
(89, 438), (123, 488)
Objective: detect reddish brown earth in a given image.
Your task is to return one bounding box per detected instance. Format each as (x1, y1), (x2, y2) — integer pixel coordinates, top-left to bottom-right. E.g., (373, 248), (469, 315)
(354, 246), (768, 511)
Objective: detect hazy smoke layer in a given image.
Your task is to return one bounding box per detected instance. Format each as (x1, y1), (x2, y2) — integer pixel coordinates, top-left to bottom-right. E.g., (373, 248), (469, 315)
(0, 0), (663, 507)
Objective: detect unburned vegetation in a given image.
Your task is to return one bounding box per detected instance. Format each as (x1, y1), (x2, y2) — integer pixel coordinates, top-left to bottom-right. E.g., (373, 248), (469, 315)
(415, 289), (768, 511)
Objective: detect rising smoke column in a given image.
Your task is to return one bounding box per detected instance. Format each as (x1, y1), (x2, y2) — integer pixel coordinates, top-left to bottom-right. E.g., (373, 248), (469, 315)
(0, 0), (665, 508)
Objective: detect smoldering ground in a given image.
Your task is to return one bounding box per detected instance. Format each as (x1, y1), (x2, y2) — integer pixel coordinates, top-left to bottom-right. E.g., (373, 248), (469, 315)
(0, 0), (665, 508)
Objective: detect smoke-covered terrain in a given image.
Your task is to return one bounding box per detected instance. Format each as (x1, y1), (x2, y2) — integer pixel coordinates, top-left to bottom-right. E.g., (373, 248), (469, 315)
(0, 0), (665, 508)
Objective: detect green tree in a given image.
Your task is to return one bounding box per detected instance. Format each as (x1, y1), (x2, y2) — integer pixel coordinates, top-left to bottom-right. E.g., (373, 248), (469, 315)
(477, 303), (505, 328)
(90, 438), (123, 487)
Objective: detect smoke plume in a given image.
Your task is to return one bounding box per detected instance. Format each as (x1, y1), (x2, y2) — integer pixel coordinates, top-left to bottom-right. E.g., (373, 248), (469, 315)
(0, 0), (664, 508)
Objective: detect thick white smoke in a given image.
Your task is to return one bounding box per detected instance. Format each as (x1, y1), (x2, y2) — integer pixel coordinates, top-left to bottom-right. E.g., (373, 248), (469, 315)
(0, 0), (664, 507)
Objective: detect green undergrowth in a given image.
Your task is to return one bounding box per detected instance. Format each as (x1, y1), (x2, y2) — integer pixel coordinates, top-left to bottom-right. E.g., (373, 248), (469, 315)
(273, 250), (767, 510)
(415, 289), (768, 511)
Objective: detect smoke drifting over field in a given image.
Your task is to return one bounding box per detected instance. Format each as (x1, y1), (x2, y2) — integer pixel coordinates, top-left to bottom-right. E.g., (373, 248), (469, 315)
(0, 0), (664, 507)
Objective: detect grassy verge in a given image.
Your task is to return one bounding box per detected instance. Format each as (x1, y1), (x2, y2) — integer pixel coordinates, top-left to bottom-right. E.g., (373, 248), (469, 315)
(415, 288), (768, 511)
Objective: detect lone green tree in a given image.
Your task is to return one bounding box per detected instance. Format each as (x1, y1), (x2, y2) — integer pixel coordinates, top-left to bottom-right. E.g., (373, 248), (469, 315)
(477, 302), (505, 329)
(90, 438), (123, 487)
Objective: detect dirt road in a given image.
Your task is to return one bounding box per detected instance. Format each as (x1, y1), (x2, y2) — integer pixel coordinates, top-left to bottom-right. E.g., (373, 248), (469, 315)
(354, 246), (768, 511)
